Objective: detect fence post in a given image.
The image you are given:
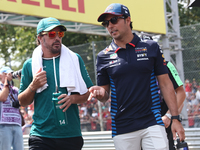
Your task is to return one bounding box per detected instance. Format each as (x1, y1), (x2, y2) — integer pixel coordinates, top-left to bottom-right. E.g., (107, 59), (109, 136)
(92, 41), (104, 131)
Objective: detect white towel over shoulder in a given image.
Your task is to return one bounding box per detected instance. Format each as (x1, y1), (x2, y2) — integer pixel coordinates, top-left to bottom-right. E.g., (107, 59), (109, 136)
(32, 44), (88, 95)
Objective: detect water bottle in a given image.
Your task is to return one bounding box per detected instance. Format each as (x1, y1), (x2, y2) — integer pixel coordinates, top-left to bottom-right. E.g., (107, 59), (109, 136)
(52, 92), (67, 126)
(176, 138), (189, 150)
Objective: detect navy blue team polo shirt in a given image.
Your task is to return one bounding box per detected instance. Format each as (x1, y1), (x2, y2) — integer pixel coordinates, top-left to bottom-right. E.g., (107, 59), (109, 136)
(96, 33), (169, 137)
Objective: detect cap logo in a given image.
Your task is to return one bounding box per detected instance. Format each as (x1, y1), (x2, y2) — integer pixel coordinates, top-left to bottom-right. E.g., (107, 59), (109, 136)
(47, 19), (58, 23)
(98, 3), (130, 22)
(38, 27), (43, 33)
(123, 6), (128, 10)
(105, 6), (113, 12)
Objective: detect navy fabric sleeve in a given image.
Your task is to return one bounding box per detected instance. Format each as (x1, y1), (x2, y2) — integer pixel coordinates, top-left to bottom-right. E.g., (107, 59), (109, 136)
(153, 42), (169, 76)
(96, 51), (110, 86)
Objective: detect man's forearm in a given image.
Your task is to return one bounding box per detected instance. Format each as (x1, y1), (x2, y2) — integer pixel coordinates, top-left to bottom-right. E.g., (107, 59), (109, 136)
(162, 88), (179, 116)
(158, 74), (179, 116)
(18, 86), (35, 107)
(71, 91), (90, 104)
(165, 86), (186, 116)
(175, 86), (186, 112)
(0, 85), (10, 102)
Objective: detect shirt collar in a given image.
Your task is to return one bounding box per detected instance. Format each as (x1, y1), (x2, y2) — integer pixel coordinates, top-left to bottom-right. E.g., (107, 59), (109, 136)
(109, 33), (141, 53)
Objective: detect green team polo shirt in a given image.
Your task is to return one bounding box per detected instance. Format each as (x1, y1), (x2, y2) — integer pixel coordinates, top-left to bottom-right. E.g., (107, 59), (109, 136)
(19, 54), (93, 138)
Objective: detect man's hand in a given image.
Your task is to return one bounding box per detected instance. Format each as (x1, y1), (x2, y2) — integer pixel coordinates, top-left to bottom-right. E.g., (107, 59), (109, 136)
(88, 86), (108, 102)
(162, 115), (171, 128)
(171, 120), (185, 141)
(57, 94), (72, 112)
(6, 72), (13, 82)
(30, 68), (47, 90)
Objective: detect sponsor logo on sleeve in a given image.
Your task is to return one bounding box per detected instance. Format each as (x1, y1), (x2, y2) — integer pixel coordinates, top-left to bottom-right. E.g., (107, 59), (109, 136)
(162, 54), (166, 65)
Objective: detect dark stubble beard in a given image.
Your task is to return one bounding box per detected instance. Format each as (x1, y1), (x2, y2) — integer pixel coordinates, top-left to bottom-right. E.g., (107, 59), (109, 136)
(44, 38), (61, 54)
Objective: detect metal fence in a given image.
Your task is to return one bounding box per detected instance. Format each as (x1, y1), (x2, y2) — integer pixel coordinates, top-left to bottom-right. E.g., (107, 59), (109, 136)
(180, 23), (200, 128)
(68, 41), (112, 131)
(65, 23), (200, 132)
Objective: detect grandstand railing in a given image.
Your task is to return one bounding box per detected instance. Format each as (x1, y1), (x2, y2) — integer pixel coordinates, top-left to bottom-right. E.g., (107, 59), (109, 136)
(23, 128), (200, 150)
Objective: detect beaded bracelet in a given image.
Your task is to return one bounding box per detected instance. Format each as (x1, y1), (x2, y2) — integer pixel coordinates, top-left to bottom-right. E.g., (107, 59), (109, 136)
(29, 86), (35, 92)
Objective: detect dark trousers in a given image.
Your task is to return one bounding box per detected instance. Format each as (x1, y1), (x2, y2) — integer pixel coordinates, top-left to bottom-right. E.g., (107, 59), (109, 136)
(166, 123), (176, 150)
(29, 135), (83, 150)
(161, 100), (176, 150)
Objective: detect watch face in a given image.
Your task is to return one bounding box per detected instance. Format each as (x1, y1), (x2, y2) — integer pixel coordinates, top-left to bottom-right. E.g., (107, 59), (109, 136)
(178, 116), (182, 122)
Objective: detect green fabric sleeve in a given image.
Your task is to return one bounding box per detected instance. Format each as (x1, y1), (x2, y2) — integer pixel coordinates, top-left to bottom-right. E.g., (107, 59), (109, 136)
(167, 61), (183, 86)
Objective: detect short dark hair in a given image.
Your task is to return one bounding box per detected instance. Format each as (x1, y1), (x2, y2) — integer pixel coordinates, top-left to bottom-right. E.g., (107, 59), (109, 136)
(123, 15), (133, 30)
(36, 33), (43, 45)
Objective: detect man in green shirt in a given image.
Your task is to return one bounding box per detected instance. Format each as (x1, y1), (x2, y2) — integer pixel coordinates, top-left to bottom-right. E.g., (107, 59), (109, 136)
(18, 17), (93, 150)
(161, 61), (186, 150)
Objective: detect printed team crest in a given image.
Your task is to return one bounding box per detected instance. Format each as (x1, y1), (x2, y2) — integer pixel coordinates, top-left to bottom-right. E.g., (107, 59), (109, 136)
(110, 53), (117, 59)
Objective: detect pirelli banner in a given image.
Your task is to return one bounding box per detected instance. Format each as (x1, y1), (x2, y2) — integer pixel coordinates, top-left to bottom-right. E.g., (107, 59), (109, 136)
(0, 0), (166, 34)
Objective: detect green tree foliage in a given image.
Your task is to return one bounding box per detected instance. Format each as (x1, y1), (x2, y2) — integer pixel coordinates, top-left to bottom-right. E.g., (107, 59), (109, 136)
(14, 26), (37, 69)
(178, 0), (200, 26)
(0, 24), (17, 66)
(178, 0), (200, 83)
(63, 32), (111, 46)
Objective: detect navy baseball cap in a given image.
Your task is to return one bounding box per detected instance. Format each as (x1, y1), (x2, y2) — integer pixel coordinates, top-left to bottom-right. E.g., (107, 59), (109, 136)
(37, 17), (67, 35)
(98, 3), (130, 22)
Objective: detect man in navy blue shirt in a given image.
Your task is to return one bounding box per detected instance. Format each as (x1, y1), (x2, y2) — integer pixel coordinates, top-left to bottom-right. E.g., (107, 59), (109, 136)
(88, 3), (185, 150)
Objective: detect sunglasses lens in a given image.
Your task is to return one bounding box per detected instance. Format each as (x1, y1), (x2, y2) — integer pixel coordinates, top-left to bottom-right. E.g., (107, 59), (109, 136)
(110, 17), (118, 24)
(102, 21), (109, 27)
(48, 31), (56, 38)
(102, 17), (122, 27)
(58, 32), (64, 38)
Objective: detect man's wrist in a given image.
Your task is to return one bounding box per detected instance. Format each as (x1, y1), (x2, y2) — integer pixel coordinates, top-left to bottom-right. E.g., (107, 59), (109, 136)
(99, 90), (109, 102)
(165, 113), (171, 119)
(104, 90), (109, 100)
(28, 86), (35, 92)
(4, 84), (9, 88)
(171, 115), (182, 122)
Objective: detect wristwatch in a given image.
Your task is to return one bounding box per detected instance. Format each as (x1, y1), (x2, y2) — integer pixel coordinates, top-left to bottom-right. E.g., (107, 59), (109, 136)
(171, 115), (182, 122)
(165, 113), (171, 119)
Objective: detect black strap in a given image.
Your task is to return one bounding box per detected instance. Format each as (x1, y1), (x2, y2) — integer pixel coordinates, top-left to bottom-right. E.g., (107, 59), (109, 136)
(10, 93), (17, 101)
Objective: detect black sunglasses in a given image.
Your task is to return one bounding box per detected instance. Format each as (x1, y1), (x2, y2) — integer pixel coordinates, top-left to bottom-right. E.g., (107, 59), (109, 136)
(101, 16), (126, 27)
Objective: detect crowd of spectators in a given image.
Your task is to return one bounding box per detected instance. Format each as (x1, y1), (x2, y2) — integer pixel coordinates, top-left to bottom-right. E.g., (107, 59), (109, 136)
(79, 98), (111, 132)
(20, 79), (200, 134)
(186, 78), (200, 128)
(20, 102), (34, 134)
